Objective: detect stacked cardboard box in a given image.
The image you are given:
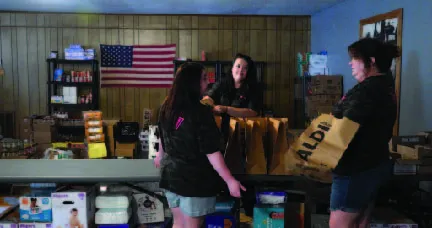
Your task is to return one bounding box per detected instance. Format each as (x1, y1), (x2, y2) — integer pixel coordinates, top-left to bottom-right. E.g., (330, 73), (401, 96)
(391, 133), (432, 175)
(115, 141), (136, 158)
(306, 76), (343, 119)
(32, 118), (57, 154)
(19, 117), (56, 154)
(20, 117), (33, 143)
(83, 111), (107, 159)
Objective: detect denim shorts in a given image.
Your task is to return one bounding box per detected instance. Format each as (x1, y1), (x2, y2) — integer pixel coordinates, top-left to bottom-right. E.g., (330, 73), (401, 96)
(330, 160), (393, 213)
(164, 190), (216, 217)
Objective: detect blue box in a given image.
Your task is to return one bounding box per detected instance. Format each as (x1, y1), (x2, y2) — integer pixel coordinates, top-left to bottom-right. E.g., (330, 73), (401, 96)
(205, 214), (236, 228)
(253, 207), (284, 228)
(19, 197), (52, 222)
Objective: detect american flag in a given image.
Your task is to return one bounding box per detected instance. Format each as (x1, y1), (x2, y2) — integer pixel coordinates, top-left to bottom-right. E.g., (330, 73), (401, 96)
(100, 44), (176, 88)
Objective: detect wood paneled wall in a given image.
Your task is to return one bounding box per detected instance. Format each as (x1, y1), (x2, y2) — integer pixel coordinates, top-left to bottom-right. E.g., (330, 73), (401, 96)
(0, 12), (310, 137)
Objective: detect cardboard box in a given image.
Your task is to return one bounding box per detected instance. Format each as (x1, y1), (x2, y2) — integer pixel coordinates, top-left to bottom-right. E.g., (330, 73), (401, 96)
(133, 193), (164, 224)
(19, 197), (52, 222)
(253, 206), (284, 228)
(116, 142), (136, 150)
(393, 162), (417, 175)
(115, 149), (134, 157)
(33, 119), (56, 132)
(310, 76), (342, 95)
(306, 105), (333, 118)
(392, 135), (426, 152)
(33, 132), (54, 144)
(393, 146), (432, 170)
(253, 202), (304, 228)
(370, 207), (418, 227)
(417, 131), (432, 146)
(35, 144), (52, 155)
(306, 95), (341, 107)
(205, 214), (236, 228)
(418, 166), (432, 174)
(104, 120), (119, 157)
(310, 75), (342, 86)
(0, 223), (18, 228)
(52, 192), (89, 228)
(20, 128), (32, 142)
(21, 117), (33, 129)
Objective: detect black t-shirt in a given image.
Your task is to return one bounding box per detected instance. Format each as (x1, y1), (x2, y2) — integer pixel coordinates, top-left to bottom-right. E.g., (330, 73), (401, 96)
(332, 74), (397, 175)
(206, 78), (261, 113)
(158, 103), (224, 197)
(206, 78), (261, 143)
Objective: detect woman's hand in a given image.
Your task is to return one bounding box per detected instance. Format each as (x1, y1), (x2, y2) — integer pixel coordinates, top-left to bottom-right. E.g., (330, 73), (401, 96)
(226, 178), (246, 198)
(200, 96), (215, 107)
(213, 105), (228, 114)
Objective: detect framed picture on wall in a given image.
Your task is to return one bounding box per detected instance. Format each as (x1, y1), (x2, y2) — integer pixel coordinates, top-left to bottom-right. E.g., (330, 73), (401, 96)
(360, 8), (403, 136)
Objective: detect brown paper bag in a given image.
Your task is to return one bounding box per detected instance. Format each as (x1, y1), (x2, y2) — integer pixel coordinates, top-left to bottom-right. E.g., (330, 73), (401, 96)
(214, 115), (222, 129)
(286, 114), (360, 183)
(245, 119), (267, 174)
(224, 118), (245, 174)
(267, 118), (289, 175)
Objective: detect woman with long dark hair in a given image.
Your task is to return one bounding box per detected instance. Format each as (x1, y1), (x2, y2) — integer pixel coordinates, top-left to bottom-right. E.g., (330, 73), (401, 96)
(329, 38), (399, 228)
(153, 62), (245, 228)
(203, 53), (261, 119)
(202, 53), (261, 217)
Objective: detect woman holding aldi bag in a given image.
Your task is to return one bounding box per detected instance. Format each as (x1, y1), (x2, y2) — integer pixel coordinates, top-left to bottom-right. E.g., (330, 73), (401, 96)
(329, 38), (399, 228)
(153, 62), (245, 228)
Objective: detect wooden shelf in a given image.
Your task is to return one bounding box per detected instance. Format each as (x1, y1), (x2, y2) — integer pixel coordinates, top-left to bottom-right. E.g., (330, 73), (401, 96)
(47, 59), (98, 65)
(49, 103), (94, 109)
(48, 82), (94, 86)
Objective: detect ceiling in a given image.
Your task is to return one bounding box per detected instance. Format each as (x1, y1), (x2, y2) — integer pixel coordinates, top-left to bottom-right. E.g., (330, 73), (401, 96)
(0, 0), (346, 15)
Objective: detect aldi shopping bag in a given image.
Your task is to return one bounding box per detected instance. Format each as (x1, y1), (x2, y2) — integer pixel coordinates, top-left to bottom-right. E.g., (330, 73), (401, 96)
(224, 118), (245, 174)
(268, 118), (290, 175)
(245, 119), (267, 174)
(286, 114), (360, 183)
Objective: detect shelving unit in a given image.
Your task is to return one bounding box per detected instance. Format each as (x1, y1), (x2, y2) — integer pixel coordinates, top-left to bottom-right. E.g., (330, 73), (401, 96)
(294, 75), (344, 128)
(46, 59), (100, 116)
(0, 160), (429, 227)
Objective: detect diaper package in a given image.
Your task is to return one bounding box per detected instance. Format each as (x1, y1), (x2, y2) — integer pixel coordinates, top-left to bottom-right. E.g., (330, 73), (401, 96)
(19, 197), (52, 222)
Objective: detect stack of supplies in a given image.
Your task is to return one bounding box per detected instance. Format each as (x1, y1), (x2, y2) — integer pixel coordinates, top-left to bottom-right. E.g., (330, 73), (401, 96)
(83, 111), (107, 158)
(95, 193), (132, 225)
(253, 191), (305, 228)
(391, 133), (432, 175)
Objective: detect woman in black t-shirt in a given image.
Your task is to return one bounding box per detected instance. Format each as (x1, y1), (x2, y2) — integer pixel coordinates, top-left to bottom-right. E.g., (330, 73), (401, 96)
(153, 62), (245, 228)
(203, 53), (261, 118)
(202, 53), (261, 145)
(202, 53), (261, 217)
(329, 38), (399, 228)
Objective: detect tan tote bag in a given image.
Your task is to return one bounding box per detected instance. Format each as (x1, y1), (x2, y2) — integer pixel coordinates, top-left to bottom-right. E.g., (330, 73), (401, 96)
(285, 114), (360, 183)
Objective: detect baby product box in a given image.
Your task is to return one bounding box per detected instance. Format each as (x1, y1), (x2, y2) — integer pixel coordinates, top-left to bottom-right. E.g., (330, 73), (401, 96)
(51, 192), (88, 228)
(133, 193), (164, 224)
(205, 214), (236, 228)
(0, 223), (18, 228)
(19, 223), (52, 228)
(19, 197), (52, 222)
(253, 207), (284, 228)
